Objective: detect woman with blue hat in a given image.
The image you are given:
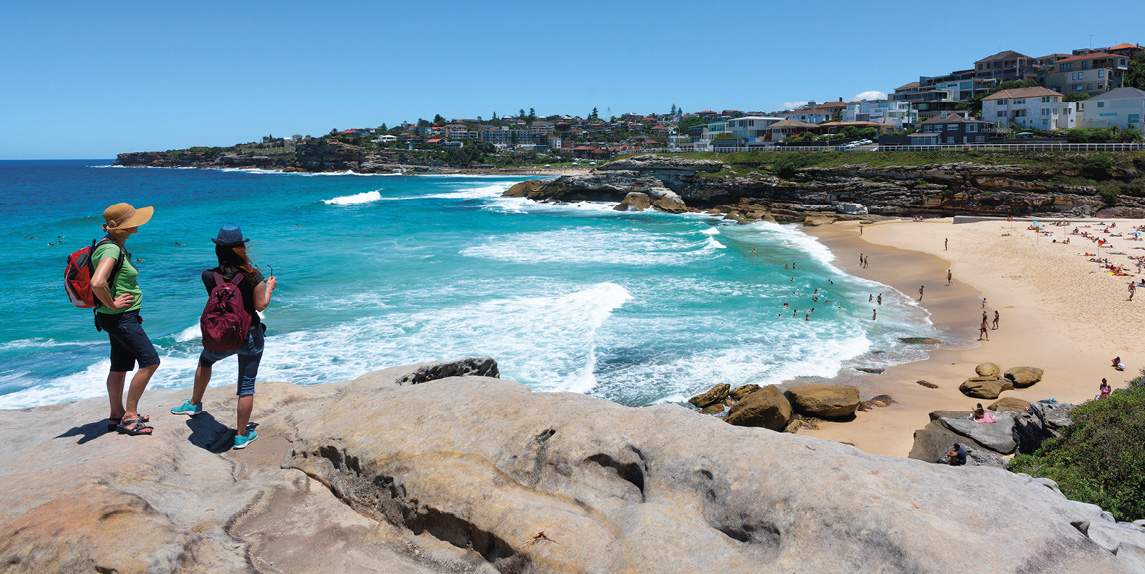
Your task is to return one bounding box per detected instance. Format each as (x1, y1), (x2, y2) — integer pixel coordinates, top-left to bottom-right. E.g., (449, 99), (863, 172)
(171, 225), (276, 449)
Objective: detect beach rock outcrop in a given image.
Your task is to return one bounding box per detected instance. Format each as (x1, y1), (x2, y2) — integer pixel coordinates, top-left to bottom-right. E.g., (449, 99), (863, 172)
(990, 397), (1032, 412)
(1014, 401), (1077, 454)
(614, 191), (651, 211)
(728, 384), (762, 401)
(959, 376), (1014, 399)
(976, 362), (1000, 377)
(724, 384), (792, 430)
(4, 362), (1141, 573)
(1005, 366), (1044, 388)
(908, 416), (1005, 468)
(938, 412), (1020, 455)
(784, 384), (860, 418)
(688, 383), (730, 408)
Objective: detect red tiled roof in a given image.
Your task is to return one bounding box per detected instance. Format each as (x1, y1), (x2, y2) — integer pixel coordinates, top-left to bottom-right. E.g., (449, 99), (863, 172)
(1109, 43), (1140, 50)
(1056, 52), (1116, 63)
(982, 87), (1064, 101)
(426, 138), (443, 143)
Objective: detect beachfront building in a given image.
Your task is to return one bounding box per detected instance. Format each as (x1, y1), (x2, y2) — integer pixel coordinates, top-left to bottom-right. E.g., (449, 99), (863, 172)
(916, 112), (992, 144)
(981, 87), (1076, 130)
(727, 116), (784, 142)
(1040, 52), (1129, 97)
(843, 100), (917, 130)
(974, 51), (1038, 81)
(763, 119), (820, 143)
(1078, 88), (1145, 130)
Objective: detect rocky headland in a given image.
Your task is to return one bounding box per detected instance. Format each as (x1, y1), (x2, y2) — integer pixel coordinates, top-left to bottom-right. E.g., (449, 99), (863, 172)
(503, 154), (1145, 221)
(3, 357), (1144, 573)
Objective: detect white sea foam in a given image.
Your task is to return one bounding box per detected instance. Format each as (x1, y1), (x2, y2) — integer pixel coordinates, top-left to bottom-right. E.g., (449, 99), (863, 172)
(322, 190), (383, 206)
(382, 182), (516, 202)
(174, 323), (201, 343)
(461, 227), (726, 267)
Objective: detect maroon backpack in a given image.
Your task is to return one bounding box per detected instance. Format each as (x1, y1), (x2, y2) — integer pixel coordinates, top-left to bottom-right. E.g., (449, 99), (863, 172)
(200, 272), (252, 352)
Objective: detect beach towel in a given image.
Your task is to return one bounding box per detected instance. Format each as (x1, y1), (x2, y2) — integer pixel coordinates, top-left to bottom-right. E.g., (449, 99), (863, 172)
(975, 411), (996, 424)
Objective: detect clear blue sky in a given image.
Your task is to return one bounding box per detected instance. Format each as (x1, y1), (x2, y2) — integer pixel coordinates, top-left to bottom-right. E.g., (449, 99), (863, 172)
(2, 0), (1142, 159)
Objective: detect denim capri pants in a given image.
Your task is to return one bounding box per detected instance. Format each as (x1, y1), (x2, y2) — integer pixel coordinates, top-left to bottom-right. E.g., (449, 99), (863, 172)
(199, 324), (265, 396)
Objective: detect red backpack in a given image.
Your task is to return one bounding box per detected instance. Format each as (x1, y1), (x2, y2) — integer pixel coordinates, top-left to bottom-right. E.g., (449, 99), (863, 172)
(200, 272), (252, 352)
(65, 239), (125, 308)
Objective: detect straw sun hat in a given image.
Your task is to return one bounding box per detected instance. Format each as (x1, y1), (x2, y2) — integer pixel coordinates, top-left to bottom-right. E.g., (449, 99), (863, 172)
(102, 202), (154, 231)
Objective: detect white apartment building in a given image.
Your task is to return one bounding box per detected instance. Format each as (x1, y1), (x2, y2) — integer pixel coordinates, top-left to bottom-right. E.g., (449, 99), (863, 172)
(1078, 87), (1145, 129)
(843, 100), (917, 129)
(982, 87), (1076, 130)
(727, 116), (783, 142)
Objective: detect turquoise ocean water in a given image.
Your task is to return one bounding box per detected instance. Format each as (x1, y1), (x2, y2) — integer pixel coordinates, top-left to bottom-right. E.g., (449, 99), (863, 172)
(0, 160), (943, 409)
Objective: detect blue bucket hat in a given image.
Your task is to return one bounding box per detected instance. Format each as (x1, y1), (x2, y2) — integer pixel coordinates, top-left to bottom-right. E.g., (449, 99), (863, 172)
(211, 225), (250, 246)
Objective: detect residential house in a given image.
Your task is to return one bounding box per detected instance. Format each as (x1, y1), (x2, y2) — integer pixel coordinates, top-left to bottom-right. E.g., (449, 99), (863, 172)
(763, 119), (820, 142)
(974, 51), (1038, 81)
(444, 124), (471, 139)
(1078, 87), (1145, 130)
(727, 116), (783, 142)
(982, 87), (1076, 130)
(779, 108), (833, 124)
(892, 82), (960, 120)
(1040, 52), (1129, 97)
(915, 112), (992, 144)
(817, 121), (879, 135)
(373, 135), (399, 143)
(843, 100), (917, 129)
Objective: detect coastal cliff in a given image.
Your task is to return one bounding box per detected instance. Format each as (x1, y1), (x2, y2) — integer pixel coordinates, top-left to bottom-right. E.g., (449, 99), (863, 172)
(2, 357), (1144, 573)
(504, 154), (1145, 220)
(114, 140), (449, 174)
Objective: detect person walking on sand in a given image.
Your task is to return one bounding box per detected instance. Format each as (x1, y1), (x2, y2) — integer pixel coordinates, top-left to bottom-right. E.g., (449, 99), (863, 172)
(979, 316), (990, 341)
(1130, 281), (1136, 301)
(944, 238), (948, 251)
(171, 226), (277, 450)
(947, 269), (952, 286)
(918, 285), (925, 301)
(91, 203), (160, 436)
(992, 310), (999, 330)
(981, 298), (987, 309)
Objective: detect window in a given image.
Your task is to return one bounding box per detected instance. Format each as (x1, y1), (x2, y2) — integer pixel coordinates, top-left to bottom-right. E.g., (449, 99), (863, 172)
(967, 124), (979, 132)
(947, 136), (955, 143)
(1098, 69), (1105, 78)
(1014, 98), (1026, 104)
(997, 111), (1006, 117)
(1041, 96), (1050, 102)
(1042, 108), (1050, 115)
(1097, 102), (1105, 108)
(1075, 85), (1084, 91)
(1087, 84), (1093, 91)
(946, 124), (957, 131)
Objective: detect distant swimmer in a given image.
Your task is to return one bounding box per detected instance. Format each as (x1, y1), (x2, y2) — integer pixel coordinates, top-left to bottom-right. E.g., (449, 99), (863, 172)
(872, 309), (877, 320)
(869, 294), (873, 302)
(877, 294), (882, 305)
(174, 241), (185, 246)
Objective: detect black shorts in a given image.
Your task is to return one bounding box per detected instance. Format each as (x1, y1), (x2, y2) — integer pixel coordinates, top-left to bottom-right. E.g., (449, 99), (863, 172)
(96, 310), (160, 372)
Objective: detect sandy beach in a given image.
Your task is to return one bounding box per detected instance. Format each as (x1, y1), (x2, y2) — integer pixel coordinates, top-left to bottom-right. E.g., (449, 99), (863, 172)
(802, 216), (1145, 457)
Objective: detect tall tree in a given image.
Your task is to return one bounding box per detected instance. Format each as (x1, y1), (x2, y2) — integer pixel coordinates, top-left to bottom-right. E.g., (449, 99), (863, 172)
(670, 103), (677, 115)
(1127, 51), (1145, 90)
(528, 107), (536, 121)
(519, 108), (526, 119)
(591, 107), (599, 120)
(433, 114), (446, 126)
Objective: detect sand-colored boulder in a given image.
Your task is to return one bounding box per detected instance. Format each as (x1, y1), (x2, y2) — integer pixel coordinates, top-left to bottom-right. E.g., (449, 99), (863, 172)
(990, 397), (1032, 412)
(613, 191), (650, 211)
(959, 376), (1014, 399)
(1005, 366), (1044, 388)
(728, 384), (762, 401)
(785, 384), (861, 418)
(688, 383), (729, 408)
(724, 384), (792, 430)
(976, 362), (1000, 378)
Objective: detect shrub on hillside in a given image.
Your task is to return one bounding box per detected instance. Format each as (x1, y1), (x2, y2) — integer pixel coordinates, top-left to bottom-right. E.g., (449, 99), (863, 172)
(1082, 154), (1114, 179)
(1008, 382), (1145, 521)
(772, 153), (815, 179)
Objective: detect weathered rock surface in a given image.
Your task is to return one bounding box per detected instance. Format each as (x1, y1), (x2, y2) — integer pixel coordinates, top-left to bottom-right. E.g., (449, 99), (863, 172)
(728, 384), (762, 401)
(688, 383), (730, 408)
(1005, 366), (1045, 388)
(614, 191), (651, 211)
(975, 362), (1000, 378)
(938, 412), (1021, 455)
(990, 397), (1032, 412)
(2, 361), (1141, 573)
(724, 385), (791, 430)
(784, 384), (861, 418)
(1014, 401), (1077, 454)
(959, 376), (1014, 399)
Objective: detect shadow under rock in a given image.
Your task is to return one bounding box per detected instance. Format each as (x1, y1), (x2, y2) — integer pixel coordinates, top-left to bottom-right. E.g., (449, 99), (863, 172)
(55, 420), (115, 445)
(186, 413), (236, 453)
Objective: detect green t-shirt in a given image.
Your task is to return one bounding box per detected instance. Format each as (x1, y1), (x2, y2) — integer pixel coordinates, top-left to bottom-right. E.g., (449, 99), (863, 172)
(92, 242), (142, 314)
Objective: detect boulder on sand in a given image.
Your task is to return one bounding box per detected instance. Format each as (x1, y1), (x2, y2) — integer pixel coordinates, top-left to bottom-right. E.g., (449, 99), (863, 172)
(989, 397), (1031, 412)
(689, 383), (730, 408)
(1005, 366), (1044, 388)
(976, 363), (1000, 378)
(908, 419), (1005, 467)
(938, 412), (1020, 455)
(784, 384), (860, 418)
(725, 384), (792, 431)
(959, 376), (1014, 399)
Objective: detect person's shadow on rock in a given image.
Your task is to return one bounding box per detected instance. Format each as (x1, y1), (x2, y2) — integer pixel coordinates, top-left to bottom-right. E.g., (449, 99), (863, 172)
(55, 420), (113, 445)
(185, 413), (234, 453)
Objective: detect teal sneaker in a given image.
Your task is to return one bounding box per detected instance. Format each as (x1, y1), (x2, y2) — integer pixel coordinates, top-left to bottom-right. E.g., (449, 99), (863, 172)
(233, 430), (258, 450)
(170, 399), (203, 416)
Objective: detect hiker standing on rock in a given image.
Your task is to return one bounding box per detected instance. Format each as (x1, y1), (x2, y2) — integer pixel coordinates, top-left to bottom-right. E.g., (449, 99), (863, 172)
(171, 226), (276, 450)
(92, 203), (160, 436)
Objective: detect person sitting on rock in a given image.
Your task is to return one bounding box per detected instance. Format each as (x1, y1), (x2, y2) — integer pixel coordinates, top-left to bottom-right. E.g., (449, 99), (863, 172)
(970, 403), (986, 421)
(946, 443), (967, 466)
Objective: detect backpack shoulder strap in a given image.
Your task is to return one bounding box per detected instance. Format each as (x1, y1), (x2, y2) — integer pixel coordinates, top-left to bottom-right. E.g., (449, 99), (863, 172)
(94, 238), (127, 276)
(211, 271), (227, 288)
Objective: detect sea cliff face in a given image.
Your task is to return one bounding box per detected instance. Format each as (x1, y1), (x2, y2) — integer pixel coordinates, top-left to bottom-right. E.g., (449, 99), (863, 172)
(504, 155), (1145, 219)
(114, 140), (447, 173)
(2, 357), (1143, 573)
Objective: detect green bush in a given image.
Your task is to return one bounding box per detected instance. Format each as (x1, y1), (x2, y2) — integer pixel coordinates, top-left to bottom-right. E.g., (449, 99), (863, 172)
(1082, 154), (1114, 179)
(772, 153), (814, 179)
(1008, 384), (1145, 521)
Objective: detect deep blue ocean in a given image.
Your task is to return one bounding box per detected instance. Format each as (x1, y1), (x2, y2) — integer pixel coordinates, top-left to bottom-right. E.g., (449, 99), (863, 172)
(0, 160), (941, 409)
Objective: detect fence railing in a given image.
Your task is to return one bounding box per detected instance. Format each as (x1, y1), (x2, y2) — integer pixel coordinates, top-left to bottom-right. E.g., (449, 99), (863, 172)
(663, 142), (1145, 154)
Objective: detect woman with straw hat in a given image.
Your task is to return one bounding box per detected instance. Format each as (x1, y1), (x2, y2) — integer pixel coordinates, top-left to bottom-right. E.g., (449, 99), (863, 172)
(91, 202), (159, 436)
(171, 225), (276, 450)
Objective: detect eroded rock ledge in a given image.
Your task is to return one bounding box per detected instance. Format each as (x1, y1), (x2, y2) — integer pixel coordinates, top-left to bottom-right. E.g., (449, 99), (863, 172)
(2, 358), (1144, 573)
(504, 155), (1145, 221)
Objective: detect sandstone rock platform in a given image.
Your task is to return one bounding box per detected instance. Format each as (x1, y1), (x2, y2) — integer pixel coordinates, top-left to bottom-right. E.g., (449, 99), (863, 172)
(2, 358), (1143, 573)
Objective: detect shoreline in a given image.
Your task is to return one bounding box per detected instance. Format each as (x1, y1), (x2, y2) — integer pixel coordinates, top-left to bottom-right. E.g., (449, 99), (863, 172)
(802, 217), (1145, 457)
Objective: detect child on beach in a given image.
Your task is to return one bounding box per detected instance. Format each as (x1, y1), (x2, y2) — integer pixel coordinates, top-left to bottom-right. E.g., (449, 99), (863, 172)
(171, 226), (277, 450)
(1098, 379), (1112, 400)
